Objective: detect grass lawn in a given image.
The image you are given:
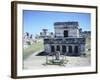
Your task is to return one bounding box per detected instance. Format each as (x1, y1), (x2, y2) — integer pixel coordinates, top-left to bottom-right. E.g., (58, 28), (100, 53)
(23, 41), (44, 60)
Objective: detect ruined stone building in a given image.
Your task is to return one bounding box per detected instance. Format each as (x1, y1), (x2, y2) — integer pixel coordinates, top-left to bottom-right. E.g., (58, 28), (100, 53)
(44, 22), (86, 56)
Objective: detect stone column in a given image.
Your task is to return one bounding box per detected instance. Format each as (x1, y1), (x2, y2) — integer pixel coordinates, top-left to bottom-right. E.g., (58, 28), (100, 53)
(60, 45), (62, 55)
(72, 45), (74, 55)
(66, 45), (68, 55)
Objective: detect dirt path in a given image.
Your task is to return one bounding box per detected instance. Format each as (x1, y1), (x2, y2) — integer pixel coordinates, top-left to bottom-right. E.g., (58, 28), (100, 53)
(23, 53), (91, 69)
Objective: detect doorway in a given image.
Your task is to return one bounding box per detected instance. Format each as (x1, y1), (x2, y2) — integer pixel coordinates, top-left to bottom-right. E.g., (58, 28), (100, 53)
(51, 45), (55, 52)
(56, 45), (60, 51)
(74, 46), (78, 53)
(68, 46), (72, 53)
(62, 45), (66, 53)
(64, 30), (68, 37)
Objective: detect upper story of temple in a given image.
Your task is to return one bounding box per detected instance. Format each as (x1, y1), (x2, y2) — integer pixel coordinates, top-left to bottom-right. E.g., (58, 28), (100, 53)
(54, 21), (81, 38)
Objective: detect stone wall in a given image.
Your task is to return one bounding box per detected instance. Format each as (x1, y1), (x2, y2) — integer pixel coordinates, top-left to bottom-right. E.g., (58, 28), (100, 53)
(44, 43), (85, 56)
(54, 22), (80, 37)
(43, 21), (86, 56)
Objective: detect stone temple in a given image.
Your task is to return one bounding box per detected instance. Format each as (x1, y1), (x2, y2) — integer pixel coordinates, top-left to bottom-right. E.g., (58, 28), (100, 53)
(44, 21), (86, 56)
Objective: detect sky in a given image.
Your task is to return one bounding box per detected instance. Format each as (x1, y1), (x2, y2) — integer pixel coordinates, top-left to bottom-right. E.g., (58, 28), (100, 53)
(23, 10), (91, 35)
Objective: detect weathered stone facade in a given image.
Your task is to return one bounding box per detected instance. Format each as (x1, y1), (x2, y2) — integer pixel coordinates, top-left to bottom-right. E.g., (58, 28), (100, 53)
(44, 22), (86, 56)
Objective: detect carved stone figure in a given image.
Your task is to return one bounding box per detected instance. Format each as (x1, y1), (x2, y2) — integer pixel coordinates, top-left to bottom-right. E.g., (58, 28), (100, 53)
(55, 51), (60, 60)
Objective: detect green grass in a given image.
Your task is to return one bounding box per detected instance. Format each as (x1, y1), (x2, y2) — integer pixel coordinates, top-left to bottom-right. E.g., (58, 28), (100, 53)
(23, 41), (44, 60)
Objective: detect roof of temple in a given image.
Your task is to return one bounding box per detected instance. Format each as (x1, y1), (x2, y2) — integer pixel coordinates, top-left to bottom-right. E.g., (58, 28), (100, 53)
(54, 21), (79, 26)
